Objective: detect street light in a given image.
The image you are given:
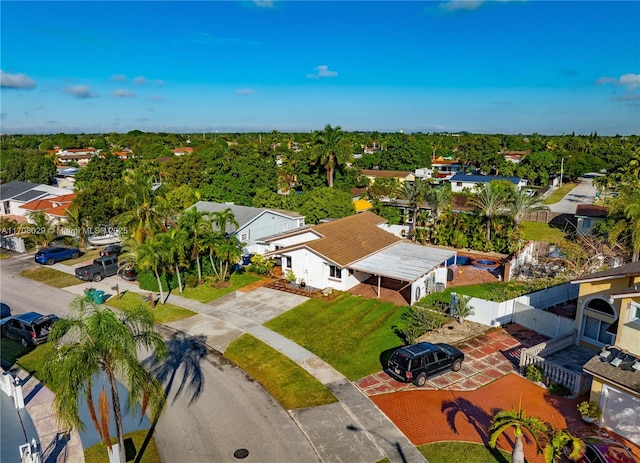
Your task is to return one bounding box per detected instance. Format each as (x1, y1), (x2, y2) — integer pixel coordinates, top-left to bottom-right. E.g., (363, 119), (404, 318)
(560, 156), (571, 188)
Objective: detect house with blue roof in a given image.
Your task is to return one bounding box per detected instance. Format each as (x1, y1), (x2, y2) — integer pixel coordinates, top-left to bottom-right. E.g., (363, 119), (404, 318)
(448, 173), (527, 193)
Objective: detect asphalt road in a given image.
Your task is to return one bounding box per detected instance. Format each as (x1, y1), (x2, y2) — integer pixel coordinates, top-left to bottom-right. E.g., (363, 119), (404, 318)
(0, 254), (320, 463)
(547, 176), (599, 214)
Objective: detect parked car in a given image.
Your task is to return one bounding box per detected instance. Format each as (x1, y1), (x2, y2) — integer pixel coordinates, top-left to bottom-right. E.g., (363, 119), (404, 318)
(75, 256), (119, 282)
(100, 244), (123, 257)
(0, 312), (59, 346)
(386, 342), (464, 386)
(0, 303), (11, 319)
(34, 246), (81, 265)
(118, 267), (137, 281)
(574, 436), (638, 463)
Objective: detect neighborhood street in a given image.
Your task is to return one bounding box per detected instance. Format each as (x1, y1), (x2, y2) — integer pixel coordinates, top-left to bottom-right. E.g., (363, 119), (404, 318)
(547, 176), (599, 214)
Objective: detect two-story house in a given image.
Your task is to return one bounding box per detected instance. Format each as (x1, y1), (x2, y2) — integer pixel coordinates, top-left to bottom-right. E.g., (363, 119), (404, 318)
(571, 261), (640, 445)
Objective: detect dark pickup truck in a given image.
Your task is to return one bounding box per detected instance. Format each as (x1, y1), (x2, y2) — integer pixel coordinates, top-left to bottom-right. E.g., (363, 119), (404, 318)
(75, 256), (119, 282)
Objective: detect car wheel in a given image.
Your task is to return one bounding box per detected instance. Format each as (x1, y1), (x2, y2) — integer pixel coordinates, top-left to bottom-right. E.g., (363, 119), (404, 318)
(72, 252), (80, 259)
(452, 359), (462, 372)
(20, 337), (28, 347)
(413, 373), (427, 387)
(93, 274), (103, 282)
(46, 258), (55, 265)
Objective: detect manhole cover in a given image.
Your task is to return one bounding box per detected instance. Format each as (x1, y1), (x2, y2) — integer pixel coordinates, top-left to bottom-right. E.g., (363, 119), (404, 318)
(234, 448), (249, 459)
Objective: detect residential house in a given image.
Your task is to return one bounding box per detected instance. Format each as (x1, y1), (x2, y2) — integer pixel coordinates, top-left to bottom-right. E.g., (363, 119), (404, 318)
(172, 147), (193, 156)
(501, 150), (530, 164)
(575, 205), (608, 236)
(56, 147), (99, 166)
(430, 157), (463, 181)
(571, 261), (640, 445)
(0, 181), (73, 222)
(448, 173), (527, 193)
(20, 193), (77, 226)
(361, 170), (415, 185)
(262, 211), (455, 305)
(190, 201), (305, 255)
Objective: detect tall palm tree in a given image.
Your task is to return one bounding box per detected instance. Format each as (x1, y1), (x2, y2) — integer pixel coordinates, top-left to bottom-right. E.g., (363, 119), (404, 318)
(42, 298), (167, 463)
(488, 405), (548, 463)
(64, 204), (90, 248)
(178, 208), (208, 284)
(312, 124), (352, 188)
(508, 188), (550, 232)
(159, 228), (190, 292)
(209, 208), (239, 236)
(112, 171), (174, 245)
(469, 182), (509, 244)
(214, 235), (244, 282)
(423, 183), (452, 232)
(137, 237), (168, 304)
(401, 180), (428, 240)
(19, 210), (57, 248)
(608, 186), (640, 262)
(542, 428), (585, 463)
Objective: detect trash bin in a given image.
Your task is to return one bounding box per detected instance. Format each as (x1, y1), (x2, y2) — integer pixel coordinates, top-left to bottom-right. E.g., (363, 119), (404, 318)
(93, 290), (105, 304)
(84, 288), (96, 302)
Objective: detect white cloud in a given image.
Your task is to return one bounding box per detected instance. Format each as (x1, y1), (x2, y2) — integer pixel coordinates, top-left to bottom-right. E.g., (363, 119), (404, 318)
(236, 88), (255, 95)
(307, 65), (338, 79)
(148, 95), (164, 102)
(595, 73), (640, 91)
(0, 70), (36, 89)
(65, 85), (97, 99)
(111, 74), (127, 82)
(253, 0), (273, 7)
(112, 89), (136, 98)
(134, 76), (148, 86)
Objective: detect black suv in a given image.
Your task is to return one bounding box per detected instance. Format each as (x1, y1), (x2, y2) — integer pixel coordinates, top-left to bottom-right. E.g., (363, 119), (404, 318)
(386, 342), (464, 386)
(0, 312), (59, 346)
(100, 244), (123, 257)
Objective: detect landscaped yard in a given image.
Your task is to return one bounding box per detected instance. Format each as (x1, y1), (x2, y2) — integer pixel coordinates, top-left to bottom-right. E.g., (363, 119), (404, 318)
(543, 182), (578, 204)
(178, 272), (263, 303)
(418, 441), (510, 463)
(105, 291), (196, 324)
(520, 221), (568, 244)
(84, 429), (161, 463)
(19, 267), (81, 288)
(224, 334), (337, 410)
(265, 293), (406, 380)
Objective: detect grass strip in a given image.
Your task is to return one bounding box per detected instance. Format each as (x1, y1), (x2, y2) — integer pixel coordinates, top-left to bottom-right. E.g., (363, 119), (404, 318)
(19, 267), (80, 288)
(224, 333), (337, 410)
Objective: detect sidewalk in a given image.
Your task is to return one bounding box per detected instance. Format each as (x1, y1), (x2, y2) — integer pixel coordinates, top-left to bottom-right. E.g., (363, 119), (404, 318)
(48, 263), (427, 463)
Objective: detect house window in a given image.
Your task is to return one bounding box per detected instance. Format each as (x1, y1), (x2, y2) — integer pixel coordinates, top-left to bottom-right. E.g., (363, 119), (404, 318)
(329, 265), (341, 280)
(240, 232), (249, 241)
(297, 219), (304, 227)
(284, 256), (292, 269)
(583, 316), (614, 345)
(629, 302), (640, 323)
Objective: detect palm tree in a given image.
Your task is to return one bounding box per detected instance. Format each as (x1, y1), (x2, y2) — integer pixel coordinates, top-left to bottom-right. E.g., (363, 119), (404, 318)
(451, 293), (475, 324)
(543, 428), (585, 463)
(488, 405), (548, 463)
(508, 187), (550, 232)
(469, 182), (509, 244)
(209, 208), (239, 236)
(159, 228), (190, 292)
(312, 124), (352, 188)
(178, 208), (208, 284)
(64, 204), (90, 248)
(401, 180), (428, 240)
(137, 237), (168, 304)
(42, 298), (167, 463)
(19, 210), (56, 248)
(608, 186), (640, 262)
(423, 183), (452, 232)
(214, 235), (243, 282)
(111, 171), (174, 245)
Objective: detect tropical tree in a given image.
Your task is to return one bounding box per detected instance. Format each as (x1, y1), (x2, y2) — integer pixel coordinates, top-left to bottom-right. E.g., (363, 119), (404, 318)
(608, 186), (640, 262)
(159, 228), (190, 292)
(178, 208), (208, 284)
(542, 428), (585, 463)
(508, 187), (550, 232)
(488, 404), (547, 463)
(401, 180), (428, 240)
(136, 237), (168, 304)
(451, 293), (475, 324)
(111, 171), (175, 245)
(469, 182), (509, 244)
(42, 298), (167, 463)
(64, 204), (90, 248)
(423, 183), (452, 232)
(312, 124), (353, 188)
(18, 210), (57, 248)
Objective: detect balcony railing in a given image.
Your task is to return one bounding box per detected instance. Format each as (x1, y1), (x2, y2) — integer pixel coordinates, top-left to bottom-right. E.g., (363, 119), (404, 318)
(519, 331), (592, 395)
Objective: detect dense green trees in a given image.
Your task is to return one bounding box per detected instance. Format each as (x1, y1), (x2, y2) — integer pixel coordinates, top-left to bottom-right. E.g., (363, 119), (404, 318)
(312, 124), (353, 188)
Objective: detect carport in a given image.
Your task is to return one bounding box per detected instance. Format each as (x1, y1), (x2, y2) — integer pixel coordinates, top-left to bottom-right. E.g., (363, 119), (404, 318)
(348, 242), (456, 305)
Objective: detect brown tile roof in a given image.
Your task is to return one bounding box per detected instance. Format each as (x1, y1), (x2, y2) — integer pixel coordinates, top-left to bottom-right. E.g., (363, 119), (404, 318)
(583, 346), (640, 393)
(361, 170), (412, 178)
(575, 204), (608, 218)
(298, 211), (400, 266)
(20, 193), (76, 216)
(571, 261), (640, 283)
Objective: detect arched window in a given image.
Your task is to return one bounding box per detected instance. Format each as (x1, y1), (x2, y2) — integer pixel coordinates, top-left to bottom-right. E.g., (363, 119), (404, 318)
(582, 297), (616, 345)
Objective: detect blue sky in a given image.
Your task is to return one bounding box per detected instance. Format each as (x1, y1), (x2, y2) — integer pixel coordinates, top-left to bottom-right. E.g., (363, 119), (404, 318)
(1, 1), (639, 135)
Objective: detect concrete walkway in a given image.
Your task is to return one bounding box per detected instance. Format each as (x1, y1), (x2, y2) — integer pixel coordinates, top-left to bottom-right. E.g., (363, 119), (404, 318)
(51, 264), (426, 463)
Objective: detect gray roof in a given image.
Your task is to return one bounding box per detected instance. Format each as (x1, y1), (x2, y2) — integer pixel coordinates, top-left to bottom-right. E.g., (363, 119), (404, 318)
(0, 181), (38, 200)
(191, 201), (303, 233)
(11, 189), (50, 203)
(348, 241), (456, 282)
(571, 261), (640, 284)
(583, 346), (640, 393)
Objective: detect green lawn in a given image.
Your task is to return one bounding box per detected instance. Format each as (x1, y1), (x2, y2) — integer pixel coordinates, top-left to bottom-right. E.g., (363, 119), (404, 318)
(543, 182), (578, 204)
(224, 334), (337, 410)
(84, 429), (162, 463)
(418, 441), (511, 463)
(520, 221), (567, 244)
(19, 267), (80, 287)
(179, 272), (262, 303)
(265, 293), (406, 380)
(0, 339), (36, 370)
(105, 291), (196, 324)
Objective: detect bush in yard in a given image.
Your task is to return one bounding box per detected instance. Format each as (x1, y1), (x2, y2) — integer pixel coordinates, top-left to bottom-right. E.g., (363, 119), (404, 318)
(396, 304), (449, 344)
(526, 364), (544, 383)
(138, 269), (170, 292)
(247, 254), (275, 275)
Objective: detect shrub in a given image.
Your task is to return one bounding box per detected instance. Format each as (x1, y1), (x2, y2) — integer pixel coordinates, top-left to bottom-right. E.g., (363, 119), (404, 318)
(526, 364), (544, 383)
(285, 269), (296, 283)
(248, 254), (275, 275)
(138, 269), (169, 292)
(548, 382), (572, 397)
(577, 401), (602, 419)
(396, 305), (449, 344)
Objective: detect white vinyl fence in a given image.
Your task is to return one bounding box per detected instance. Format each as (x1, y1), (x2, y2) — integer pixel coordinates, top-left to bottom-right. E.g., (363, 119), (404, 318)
(0, 235), (25, 252)
(452, 283), (578, 336)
